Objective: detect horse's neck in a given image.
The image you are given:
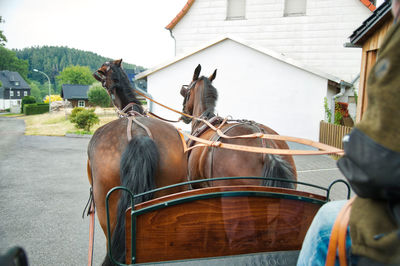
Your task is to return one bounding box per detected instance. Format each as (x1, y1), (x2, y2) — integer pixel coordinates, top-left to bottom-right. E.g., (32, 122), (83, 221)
(190, 88), (207, 132)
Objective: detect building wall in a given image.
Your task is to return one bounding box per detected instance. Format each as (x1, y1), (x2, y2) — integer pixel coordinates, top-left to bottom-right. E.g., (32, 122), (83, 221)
(147, 39), (329, 141)
(171, 0), (372, 82)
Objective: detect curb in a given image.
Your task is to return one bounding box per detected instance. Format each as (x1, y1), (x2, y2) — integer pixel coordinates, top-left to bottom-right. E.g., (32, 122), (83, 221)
(65, 133), (92, 139)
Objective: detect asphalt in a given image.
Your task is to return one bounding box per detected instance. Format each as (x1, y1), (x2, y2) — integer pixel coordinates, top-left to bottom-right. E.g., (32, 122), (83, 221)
(0, 116), (351, 266)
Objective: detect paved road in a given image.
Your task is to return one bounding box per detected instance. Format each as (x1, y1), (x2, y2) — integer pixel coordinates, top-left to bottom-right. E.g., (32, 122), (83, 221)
(0, 117), (106, 266)
(0, 117), (351, 265)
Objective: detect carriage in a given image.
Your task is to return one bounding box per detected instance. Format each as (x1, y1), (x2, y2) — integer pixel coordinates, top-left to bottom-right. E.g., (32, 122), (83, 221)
(104, 177), (350, 265)
(87, 60), (348, 266)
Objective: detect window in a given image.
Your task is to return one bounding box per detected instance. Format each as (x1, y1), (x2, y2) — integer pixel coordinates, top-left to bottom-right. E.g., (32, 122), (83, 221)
(10, 90), (14, 97)
(227, 0), (246, 20)
(24, 91), (28, 96)
(78, 100), (85, 107)
(17, 91), (20, 97)
(14, 81), (20, 86)
(284, 0), (307, 17)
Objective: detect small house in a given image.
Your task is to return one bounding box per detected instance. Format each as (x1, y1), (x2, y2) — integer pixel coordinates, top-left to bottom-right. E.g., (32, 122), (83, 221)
(0, 70), (31, 111)
(60, 84), (90, 108)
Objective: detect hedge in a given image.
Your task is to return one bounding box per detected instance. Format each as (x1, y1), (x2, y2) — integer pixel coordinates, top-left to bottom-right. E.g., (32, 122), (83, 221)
(24, 103), (50, 115)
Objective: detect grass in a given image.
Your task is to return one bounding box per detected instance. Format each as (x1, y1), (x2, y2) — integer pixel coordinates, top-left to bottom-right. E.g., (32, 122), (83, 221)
(12, 109), (119, 136)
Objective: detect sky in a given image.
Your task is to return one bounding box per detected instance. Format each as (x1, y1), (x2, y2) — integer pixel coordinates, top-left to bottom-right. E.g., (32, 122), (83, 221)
(0, 0), (188, 68)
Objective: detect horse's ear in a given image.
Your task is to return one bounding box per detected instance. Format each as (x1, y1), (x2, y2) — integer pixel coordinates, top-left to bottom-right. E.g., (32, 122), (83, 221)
(193, 64), (201, 81)
(209, 69), (217, 82)
(115, 59), (122, 67)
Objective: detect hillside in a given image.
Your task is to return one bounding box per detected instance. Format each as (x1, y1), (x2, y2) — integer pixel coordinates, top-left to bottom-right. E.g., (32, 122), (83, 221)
(14, 46), (145, 84)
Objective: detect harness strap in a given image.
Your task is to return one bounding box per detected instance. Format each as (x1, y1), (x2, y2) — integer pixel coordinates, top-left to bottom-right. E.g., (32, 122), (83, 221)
(127, 116), (153, 142)
(326, 197), (356, 266)
(178, 129), (343, 155)
(147, 111), (182, 123)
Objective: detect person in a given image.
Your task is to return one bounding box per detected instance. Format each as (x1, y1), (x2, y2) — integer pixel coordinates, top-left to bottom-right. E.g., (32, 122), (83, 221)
(297, 0), (400, 265)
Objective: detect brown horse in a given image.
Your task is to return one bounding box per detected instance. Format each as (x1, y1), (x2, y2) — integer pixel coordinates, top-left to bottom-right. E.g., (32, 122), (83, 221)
(180, 64), (297, 189)
(88, 59), (188, 265)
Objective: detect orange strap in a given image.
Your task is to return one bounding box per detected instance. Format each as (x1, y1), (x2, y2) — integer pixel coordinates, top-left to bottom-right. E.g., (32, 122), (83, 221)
(87, 201), (95, 266)
(326, 197), (356, 266)
(178, 129), (344, 156)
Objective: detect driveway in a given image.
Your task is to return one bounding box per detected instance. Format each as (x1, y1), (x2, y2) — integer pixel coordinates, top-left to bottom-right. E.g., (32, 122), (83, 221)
(0, 117), (350, 265)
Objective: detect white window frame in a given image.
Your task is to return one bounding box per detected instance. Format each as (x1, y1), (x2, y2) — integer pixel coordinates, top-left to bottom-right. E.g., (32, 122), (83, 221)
(284, 0), (307, 17)
(24, 91), (28, 96)
(78, 100), (85, 107)
(227, 0), (246, 20)
(17, 91), (20, 97)
(10, 90), (14, 97)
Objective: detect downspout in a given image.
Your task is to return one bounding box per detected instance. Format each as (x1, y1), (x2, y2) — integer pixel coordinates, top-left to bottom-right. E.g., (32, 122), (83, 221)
(168, 29), (176, 57)
(331, 77), (358, 122)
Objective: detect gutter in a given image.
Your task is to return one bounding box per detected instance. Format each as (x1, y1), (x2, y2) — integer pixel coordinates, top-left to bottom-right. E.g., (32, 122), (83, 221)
(169, 29), (177, 57)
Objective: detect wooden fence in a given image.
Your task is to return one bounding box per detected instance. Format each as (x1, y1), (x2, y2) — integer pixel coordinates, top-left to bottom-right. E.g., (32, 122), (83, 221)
(319, 121), (353, 149)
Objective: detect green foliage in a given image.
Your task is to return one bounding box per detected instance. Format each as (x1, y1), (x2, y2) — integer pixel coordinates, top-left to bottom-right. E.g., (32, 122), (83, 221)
(0, 16), (7, 46)
(28, 81), (43, 102)
(324, 97), (332, 123)
(334, 102), (343, 125)
(24, 103), (49, 115)
(69, 107), (85, 122)
(14, 46), (144, 89)
(0, 46), (29, 80)
(88, 83), (110, 107)
(0, 80), (2, 87)
(70, 109), (99, 132)
(21, 96), (36, 113)
(56, 65), (95, 85)
(354, 90), (358, 106)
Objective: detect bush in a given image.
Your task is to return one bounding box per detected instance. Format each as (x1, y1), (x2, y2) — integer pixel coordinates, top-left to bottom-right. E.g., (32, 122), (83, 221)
(71, 109), (99, 132)
(88, 83), (111, 107)
(69, 107), (85, 122)
(44, 95), (62, 103)
(24, 103), (49, 115)
(21, 96), (36, 113)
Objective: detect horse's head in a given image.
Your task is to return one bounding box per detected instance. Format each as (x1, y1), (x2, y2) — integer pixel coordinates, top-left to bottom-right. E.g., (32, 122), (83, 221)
(93, 59), (143, 112)
(180, 64), (217, 124)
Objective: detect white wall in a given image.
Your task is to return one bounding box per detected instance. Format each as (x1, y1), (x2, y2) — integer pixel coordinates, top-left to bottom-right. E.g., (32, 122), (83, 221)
(171, 0), (371, 82)
(147, 39), (328, 141)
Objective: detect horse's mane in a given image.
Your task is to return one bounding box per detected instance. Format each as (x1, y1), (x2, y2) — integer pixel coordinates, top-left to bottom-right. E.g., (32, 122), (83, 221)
(110, 64), (143, 108)
(200, 76), (218, 118)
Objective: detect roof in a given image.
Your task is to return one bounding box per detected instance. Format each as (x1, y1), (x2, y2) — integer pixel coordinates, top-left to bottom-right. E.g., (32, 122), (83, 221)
(349, 1), (392, 45)
(0, 70), (30, 89)
(135, 35), (343, 84)
(61, 84), (89, 100)
(165, 0), (195, 30)
(165, 0), (374, 31)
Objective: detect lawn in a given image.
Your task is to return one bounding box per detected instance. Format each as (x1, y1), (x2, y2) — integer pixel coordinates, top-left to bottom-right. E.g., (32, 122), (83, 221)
(13, 108), (118, 136)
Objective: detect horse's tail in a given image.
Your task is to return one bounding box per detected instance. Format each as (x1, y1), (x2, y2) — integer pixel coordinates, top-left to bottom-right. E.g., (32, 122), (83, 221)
(262, 154), (296, 189)
(104, 136), (159, 266)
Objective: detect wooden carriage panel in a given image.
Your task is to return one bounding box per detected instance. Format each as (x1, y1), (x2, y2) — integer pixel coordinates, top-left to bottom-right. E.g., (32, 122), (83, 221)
(125, 186), (325, 264)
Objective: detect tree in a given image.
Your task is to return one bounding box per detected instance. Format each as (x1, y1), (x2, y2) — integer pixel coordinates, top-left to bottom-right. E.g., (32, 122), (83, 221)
(0, 46), (29, 80)
(28, 81), (43, 102)
(56, 65), (96, 85)
(88, 83), (110, 107)
(0, 16), (7, 46)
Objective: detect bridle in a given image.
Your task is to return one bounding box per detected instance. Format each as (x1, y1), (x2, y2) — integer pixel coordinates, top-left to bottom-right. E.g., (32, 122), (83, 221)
(181, 80), (198, 121)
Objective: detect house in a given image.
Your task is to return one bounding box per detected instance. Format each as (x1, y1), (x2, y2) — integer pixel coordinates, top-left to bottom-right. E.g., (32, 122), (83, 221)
(0, 70), (31, 111)
(348, 1), (393, 122)
(60, 84), (90, 108)
(165, 0), (375, 82)
(136, 35), (351, 141)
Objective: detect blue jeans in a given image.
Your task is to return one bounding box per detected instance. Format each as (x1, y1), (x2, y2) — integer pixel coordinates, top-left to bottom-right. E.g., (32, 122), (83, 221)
(297, 200), (353, 266)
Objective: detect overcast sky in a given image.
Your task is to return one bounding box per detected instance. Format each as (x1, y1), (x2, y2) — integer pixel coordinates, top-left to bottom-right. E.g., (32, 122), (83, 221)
(0, 0), (187, 68)
(0, 0), (386, 69)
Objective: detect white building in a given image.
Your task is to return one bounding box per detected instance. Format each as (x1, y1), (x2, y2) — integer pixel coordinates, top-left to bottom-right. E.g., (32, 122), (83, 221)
(166, 0), (375, 82)
(136, 36), (352, 141)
